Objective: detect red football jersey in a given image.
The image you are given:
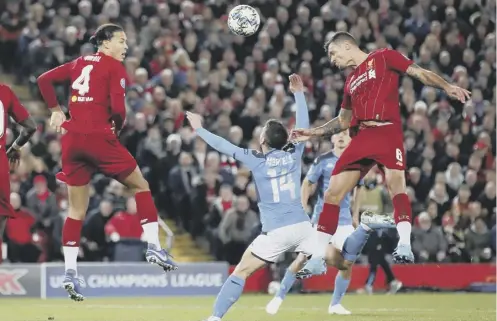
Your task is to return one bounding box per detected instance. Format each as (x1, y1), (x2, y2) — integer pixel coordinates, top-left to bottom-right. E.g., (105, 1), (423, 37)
(38, 52), (127, 134)
(341, 48), (413, 124)
(0, 84), (30, 151)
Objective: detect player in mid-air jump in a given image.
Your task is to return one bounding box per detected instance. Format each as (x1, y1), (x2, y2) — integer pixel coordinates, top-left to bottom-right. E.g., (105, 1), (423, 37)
(37, 24), (177, 302)
(292, 32), (471, 264)
(0, 84), (37, 235)
(266, 131), (390, 315)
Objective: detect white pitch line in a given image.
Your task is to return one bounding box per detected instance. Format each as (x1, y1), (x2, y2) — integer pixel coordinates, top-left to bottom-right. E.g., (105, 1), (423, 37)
(33, 304), (495, 313)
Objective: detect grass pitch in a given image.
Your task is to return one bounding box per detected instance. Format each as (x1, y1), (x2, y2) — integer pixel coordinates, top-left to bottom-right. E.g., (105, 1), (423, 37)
(0, 293), (494, 321)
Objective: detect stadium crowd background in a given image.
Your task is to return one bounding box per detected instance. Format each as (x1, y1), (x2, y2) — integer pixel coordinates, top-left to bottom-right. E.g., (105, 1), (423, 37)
(0, 0), (495, 267)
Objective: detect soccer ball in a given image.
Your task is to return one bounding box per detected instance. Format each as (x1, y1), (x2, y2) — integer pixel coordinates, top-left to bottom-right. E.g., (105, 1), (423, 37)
(227, 5), (261, 37)
(267, 281), (281, 295)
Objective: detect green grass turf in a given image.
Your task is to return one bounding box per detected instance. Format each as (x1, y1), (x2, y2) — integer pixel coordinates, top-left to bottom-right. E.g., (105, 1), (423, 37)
(0, 293), (494, 321)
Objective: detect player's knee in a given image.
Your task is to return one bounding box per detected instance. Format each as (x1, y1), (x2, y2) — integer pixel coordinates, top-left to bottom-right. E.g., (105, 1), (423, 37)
(323, 188), (345, 204)
(289, 253), (308, 272)
(385, 170), (406, 195)
(339, 267), (352, 279)
(68, 207), (86, 220)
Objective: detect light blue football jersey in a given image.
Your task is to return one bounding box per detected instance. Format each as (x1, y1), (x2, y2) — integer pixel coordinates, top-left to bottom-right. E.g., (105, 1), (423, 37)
(306, 151), (353, 226)
(196, 91), (310, 232)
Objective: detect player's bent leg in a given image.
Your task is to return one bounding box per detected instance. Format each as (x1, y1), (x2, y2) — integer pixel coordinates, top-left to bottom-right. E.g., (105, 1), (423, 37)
(63, 184), (90, 302)
(208, 249), (266, 321)
(384, 168), (414, 263)
(121, 167), (178, 271)
(316, 171), (361, 250)
(266, 253), (308, 315)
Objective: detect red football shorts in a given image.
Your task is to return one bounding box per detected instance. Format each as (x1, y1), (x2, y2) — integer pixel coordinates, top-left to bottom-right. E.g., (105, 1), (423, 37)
(332, 123), (405, 178)
(0, 152), (15, 217)
(59, 132), (137, 186)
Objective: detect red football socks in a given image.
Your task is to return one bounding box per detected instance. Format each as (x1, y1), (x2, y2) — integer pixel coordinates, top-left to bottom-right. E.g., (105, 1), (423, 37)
(393, 193), (412, 224)
(135, 191), (158, 225)
(317, 203), (340, 235)
(62, 217), (83, 247)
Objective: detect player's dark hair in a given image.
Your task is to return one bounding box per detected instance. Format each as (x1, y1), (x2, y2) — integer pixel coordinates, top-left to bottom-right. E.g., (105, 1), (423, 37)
(89, 24), (124, 47)
(324, 31), (358, 52)
(264, 120), (289, 150)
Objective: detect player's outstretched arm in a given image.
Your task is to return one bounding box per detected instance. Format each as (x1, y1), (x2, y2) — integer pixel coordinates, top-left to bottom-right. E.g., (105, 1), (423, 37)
(186, 112), (262, 169)
(406, 64), (471, 102)
(289, 74), (310, 129)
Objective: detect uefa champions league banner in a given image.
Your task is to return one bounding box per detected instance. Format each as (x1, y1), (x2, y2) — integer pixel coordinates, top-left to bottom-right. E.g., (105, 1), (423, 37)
(44, 262), (229, 298)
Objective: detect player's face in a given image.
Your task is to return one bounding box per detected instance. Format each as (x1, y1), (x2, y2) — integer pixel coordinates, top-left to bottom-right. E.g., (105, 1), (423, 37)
(332, 130), (351, 149)
(327, 42), (350, 69)
(107, 31), (128, 61)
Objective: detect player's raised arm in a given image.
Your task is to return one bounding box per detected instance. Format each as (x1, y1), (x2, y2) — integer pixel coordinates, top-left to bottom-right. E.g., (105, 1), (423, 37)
(382, 49), (471, 103)
(289, 74), (310, 129)
(186, 112), (262, 169)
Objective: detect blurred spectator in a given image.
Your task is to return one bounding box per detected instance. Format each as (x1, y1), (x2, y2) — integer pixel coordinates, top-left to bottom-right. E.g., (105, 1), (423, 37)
(465, 217), (492, 263)
(4, 193), (41, 263)
(81, 199), (115, 262)
(104, 197), (145, 262)
(218, 195), (258, 265)
(412, 212), (448, 263)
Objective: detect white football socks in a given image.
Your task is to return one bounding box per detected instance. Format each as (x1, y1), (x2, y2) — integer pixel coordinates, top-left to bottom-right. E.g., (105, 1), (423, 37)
(396, 221), (412, 246)
(142, 222), (161, 249)
(63, 246), (79, 273)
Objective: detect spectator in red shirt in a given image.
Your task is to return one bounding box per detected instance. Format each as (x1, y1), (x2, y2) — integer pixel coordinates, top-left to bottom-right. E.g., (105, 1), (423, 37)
(5, 193), (41, 263)
(105, 197), (143, 242)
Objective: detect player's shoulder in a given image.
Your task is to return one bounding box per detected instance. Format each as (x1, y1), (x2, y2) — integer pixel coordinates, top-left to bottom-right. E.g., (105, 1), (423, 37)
(370, 48), (393, 56)
(0, 83), (13, 93)
(248, 149), (266, 159)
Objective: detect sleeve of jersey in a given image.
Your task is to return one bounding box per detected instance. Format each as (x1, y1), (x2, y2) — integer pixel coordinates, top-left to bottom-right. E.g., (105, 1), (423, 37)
(340, 77), (352, 110)
(383, 49), (414, 73)
(6, 86), (29, 123)
(306, 160), (321, 184)
(37, 61), (73, 109)
(109, 64), (127, 131)
(195, 128), (261, 169)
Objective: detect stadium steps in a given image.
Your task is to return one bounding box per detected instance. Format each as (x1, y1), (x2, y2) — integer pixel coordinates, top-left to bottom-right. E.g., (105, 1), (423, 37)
(160, 218), (214, 262)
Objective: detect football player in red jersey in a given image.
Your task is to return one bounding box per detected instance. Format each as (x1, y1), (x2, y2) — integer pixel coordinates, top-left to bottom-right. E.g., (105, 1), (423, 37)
(0, 84), (37, 234)
(37, 24), (177, 302)
(292, 32), (470, 264)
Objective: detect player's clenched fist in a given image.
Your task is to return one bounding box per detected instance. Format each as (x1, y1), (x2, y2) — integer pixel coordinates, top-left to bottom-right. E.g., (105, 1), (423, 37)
(290, 128), (313, 142)
(50, 107), (66, 133)
(289, 74), (304, 93)
(186, 111), (203, 130)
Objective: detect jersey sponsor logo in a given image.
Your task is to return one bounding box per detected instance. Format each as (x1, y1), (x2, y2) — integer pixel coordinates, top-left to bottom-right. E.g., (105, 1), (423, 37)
(0, 269), (28, 295)
(349, 59), (376, 94)
(120, 78), (126, 89)
(71, 96), (94, 103)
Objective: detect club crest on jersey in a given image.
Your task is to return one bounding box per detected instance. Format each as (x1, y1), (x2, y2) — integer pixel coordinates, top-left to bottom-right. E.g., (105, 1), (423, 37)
(120, 78), (125, 89)
(349, 59), (376, 94)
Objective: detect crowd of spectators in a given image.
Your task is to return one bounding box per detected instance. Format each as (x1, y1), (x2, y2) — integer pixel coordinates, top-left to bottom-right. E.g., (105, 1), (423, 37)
(0, 0), (495, 265)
